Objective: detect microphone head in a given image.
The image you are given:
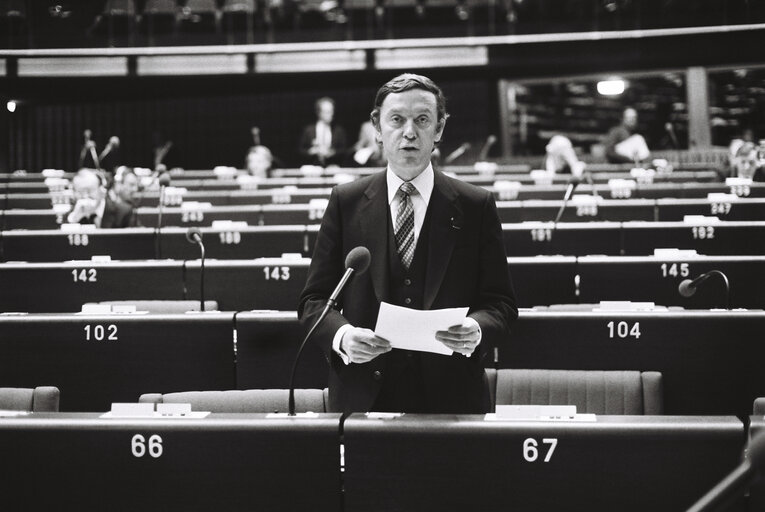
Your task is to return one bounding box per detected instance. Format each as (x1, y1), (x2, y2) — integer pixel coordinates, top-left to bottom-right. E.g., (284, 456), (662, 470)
(345, 246), (371, 274)
(678, 279), (696, 298)
(749, 433), (765, 472)
(185, 227), (202, 244)
(158, 172), (171, 187)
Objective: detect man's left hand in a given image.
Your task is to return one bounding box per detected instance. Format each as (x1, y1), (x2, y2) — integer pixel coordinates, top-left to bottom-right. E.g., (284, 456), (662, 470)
(435, 317), (481, 357)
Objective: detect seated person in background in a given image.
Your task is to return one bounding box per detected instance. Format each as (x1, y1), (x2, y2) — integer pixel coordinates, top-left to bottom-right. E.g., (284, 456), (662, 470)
(352, 120), (386, 167)
(112, 166), (141, 207)
(246, 145), (274, 178)
(67, 168), (136, 228)
(298, 97), (347, 166)
(729, 140), (764, 181)
(603, 107), (650, 164)
(544, 135), (585, 178)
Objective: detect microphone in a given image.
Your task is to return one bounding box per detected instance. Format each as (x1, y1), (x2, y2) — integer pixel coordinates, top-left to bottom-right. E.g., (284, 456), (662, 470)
(665, 122), (679, 149)
(678, 270), (730, 309)
(154, 171), (171, 259)
(477, 134), (497, 162)
(686, 432), (765, 512)
(553, 175), (581, 225)
(185, 227), (206, 312)
(98, 136), (119, 163)
(288, 246), (371, 416)
(444, 143), (471, 165)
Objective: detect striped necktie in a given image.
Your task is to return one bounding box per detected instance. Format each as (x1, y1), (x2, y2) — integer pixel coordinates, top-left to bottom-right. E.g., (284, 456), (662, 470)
(394, 182), (416, 269)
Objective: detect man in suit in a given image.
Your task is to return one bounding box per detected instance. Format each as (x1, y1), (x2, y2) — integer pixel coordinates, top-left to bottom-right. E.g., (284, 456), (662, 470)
(67, 168), (136, 228)
(298, 97), (348, 166)
(298, 74), (517, 414)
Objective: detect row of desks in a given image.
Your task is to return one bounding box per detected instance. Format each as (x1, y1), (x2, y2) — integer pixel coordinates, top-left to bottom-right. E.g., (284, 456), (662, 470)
(1, 255), (763, 312)
(1, 310), (764, 417)
(0, 310), (765, 416)
(0, 413), (752, 512)
(3, 196), (765, 229)
(2, 221), (763, 262)
(4, 180), (759, 210)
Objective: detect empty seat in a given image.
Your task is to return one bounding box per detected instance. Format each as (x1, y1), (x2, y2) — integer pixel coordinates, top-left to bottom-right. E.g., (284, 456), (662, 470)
(139, 388), (328, 413)
(0, 387), (60, 412)
(754, 397), (765, 416)
(487, 369), (663, 414)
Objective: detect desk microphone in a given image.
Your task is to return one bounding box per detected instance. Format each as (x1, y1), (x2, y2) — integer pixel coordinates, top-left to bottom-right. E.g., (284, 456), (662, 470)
(444, 143), (471, 165)
(186, 227), (205, 312)
(477, 134), (497, 162)
(154, 171), (171, 259)
(686, 432), (765, 512)
(678, 270), (730, 309)
(288, 246), (371, 416)
(552, 175), (581, 227)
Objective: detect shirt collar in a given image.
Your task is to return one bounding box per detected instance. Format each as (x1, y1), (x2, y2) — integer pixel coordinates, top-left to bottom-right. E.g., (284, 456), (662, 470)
(386, 163), (434, 205)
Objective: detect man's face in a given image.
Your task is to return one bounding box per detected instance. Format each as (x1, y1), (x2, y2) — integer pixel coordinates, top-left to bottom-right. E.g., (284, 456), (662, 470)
(117, 173), (139, 204)
(317, 101), (334, 124)
(624, 108), (638, 130)
(73, 173), (104, 203)
(376, 88), (445, 181)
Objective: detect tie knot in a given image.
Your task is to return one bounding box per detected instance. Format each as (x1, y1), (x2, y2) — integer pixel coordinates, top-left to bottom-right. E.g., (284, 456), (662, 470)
(399, 181), (416, 198)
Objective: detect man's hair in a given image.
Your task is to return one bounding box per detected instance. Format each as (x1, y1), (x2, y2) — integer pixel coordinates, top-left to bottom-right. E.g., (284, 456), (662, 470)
(370, 73), (448, 128)
(74, 167), (106, 188)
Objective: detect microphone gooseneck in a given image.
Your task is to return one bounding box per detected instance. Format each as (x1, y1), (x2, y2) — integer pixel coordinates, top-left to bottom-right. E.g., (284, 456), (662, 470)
(288, 246), (371, 416)
(552, 175), (581, 229)
(185, 228), (205, 312)
(154, 171), (171, 259)
(686, 433), (765, 512)
(677, 270), (730, 309)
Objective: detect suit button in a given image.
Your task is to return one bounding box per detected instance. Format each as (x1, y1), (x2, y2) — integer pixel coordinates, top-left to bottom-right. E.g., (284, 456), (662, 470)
(404, 298), (412, 305)
(373, 370), (382, 381)
(404, 279), (412, 286)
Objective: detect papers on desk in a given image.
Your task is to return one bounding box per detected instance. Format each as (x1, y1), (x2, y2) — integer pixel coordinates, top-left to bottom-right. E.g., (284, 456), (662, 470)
(485, 405), (596, 422)
(374, 302), (468, 356)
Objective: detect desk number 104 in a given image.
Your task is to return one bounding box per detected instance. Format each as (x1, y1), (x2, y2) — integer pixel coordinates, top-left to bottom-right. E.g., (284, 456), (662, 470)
(607, 321), (641, 339)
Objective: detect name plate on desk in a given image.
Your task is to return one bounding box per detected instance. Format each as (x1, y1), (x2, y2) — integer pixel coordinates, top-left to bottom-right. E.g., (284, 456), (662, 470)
(488, 405), (594, 421)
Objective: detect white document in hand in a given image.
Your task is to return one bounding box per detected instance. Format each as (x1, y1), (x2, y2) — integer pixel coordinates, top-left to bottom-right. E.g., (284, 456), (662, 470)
(374, 302), (469, 356)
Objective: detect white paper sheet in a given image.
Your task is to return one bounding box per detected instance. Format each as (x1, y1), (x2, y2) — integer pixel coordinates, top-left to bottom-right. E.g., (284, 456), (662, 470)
(374, 302), (469, 356)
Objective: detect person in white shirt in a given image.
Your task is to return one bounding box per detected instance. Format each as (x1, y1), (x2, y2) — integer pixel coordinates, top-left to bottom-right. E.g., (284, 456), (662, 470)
(67, 168), (135, 228)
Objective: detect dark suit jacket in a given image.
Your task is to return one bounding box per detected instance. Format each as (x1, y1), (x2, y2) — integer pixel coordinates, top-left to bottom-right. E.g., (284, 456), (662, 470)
(101, 197), (136, 228)
(298, 123), (348, 166)
(298, 169), (517, 413)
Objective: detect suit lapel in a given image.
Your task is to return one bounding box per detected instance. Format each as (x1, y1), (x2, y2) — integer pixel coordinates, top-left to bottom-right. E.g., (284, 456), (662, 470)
(100, 198), (116, 229)
(360, 172), (390, 303)
(424, 171), (461, 309)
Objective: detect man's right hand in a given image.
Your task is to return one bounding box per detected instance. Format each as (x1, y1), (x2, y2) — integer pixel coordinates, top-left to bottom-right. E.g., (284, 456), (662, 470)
(340, 327), (391, 364)
(68, 198), (97, 223)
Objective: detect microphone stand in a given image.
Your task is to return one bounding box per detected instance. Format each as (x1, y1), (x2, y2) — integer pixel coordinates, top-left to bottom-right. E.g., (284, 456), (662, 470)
(155, 184), (165, 259)
(288, 302), (333, 416)
(186, 229), (206, 312)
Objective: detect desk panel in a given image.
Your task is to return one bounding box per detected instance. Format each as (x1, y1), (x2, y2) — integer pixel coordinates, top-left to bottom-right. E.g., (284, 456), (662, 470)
(502, 222), (622, 256)
(0, 226), (315, 262)
(577, 255), (765, 309)
(747, 417), (765, 511)
(657, 198), (765, 221)
(507, 256), (578, 307)
(344, 414), (744, 512)
(621, 221), (765, 256)
(0, 261), (185, 313)
(504, 199), (657, 223)
(505, 311), (765, 416)
(0, 313), (235, 411)
(0, 413), (341, 512)
(185, 258), (309, 311)
(236, 311), (329, 390)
